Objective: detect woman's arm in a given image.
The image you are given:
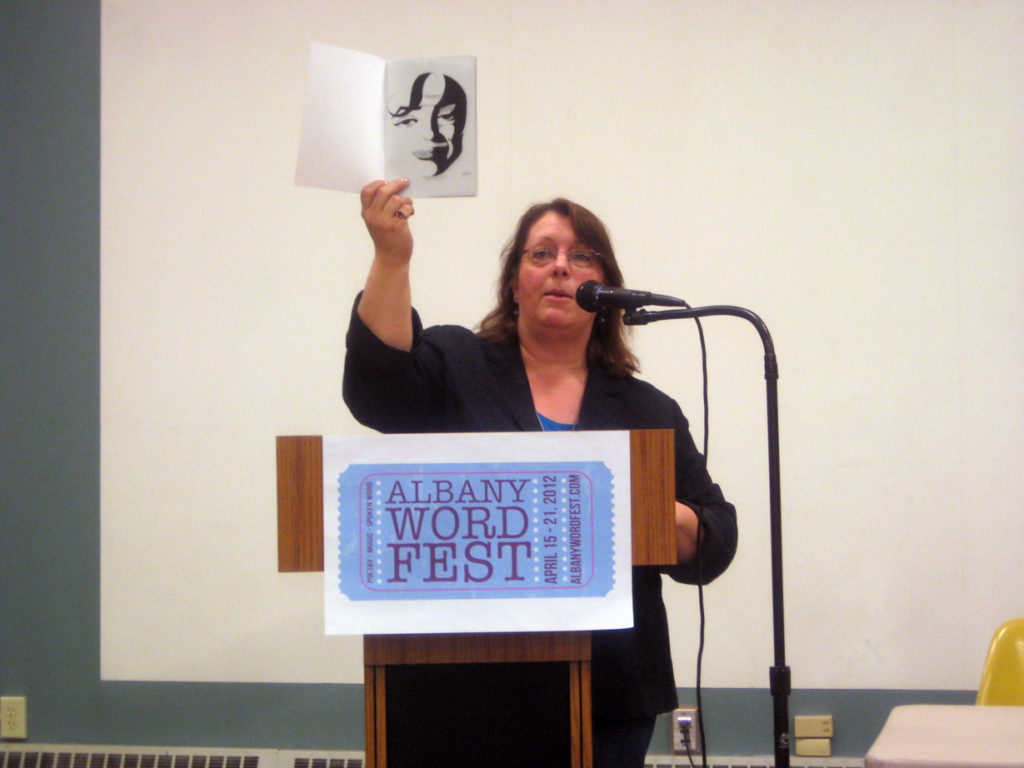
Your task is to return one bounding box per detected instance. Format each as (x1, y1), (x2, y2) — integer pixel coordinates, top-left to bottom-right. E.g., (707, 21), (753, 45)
(666, 402), (738, 584)
(675, 502), (701, 564)
(356, 178), (416, 351)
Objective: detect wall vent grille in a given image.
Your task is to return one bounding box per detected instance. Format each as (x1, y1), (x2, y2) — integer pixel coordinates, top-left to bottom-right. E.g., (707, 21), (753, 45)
(645, 757), (863, 768)
(0, 749), (363, 768)
(278, 752), (363, 768)
(0, 746), (861, 768)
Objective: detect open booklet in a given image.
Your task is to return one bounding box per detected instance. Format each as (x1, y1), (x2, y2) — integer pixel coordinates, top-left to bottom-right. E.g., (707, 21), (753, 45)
(295, 44), (477, 198)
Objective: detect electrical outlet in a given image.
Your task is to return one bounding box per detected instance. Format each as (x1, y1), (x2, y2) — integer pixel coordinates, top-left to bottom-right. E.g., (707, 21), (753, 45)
(794, 714), (834, 738)
(672, 706), (700, 754)
(795, 737), (831, 757)
(1, 697), (27, 740)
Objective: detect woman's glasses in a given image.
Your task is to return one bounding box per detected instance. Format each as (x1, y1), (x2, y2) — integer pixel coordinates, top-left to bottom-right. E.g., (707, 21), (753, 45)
(522, 245), (601, 271)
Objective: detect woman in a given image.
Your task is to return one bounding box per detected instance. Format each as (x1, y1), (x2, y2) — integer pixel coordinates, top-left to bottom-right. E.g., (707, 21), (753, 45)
(344, 179), (737, 768)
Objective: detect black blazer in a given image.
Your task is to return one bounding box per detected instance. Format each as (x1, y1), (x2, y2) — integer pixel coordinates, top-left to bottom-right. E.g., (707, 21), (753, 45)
(343, 298), (738, 718)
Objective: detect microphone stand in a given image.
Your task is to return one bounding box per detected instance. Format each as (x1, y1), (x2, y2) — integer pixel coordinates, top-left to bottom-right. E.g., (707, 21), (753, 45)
(624, 304), (791, 767)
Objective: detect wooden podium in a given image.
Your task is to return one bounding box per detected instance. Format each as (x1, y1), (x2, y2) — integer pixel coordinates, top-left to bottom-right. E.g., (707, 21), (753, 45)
(277, 430), (676, 768)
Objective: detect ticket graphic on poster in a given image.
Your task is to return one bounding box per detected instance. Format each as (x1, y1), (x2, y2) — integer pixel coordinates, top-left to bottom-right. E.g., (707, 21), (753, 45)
(335, 462), (614, 600)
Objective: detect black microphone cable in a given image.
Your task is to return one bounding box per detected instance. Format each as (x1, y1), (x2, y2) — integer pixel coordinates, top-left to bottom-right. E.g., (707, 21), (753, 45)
(583, 281), (714, 764)
(690, 306), (710, 768)
(670, 296), (710, 768)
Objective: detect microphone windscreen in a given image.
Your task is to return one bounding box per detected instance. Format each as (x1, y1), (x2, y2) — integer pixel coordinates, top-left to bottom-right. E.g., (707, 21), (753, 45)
(575, 280), (604, 312)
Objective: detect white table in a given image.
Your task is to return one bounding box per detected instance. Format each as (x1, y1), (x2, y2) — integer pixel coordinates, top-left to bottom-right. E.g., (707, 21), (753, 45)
(865, 704), (1024, 767)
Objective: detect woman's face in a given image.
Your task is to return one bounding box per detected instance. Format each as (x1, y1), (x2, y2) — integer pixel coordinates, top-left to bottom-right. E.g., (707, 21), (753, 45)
(389, 74), (460, 175)
(512, 211), (606, 341)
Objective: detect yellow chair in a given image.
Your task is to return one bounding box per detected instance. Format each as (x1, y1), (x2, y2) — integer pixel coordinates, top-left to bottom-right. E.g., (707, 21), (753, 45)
(976, 618), (1024, 705)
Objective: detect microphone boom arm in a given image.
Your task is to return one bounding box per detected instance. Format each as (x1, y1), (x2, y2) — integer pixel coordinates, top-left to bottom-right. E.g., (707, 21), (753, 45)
(627, 304), (791, 766)
(625, 305), (774, 362)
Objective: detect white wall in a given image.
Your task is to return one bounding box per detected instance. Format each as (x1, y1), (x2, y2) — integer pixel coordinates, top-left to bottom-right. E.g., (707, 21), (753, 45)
(101, 0), (1024, 689)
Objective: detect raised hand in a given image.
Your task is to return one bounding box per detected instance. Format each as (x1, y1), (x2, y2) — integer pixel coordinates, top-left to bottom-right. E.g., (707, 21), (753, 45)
(360, 178), (415, 267)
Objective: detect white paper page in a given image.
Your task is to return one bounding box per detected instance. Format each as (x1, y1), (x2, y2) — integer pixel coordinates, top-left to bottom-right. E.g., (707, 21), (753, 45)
(323, 432), (633, 635)
(295, 44), (385, 192)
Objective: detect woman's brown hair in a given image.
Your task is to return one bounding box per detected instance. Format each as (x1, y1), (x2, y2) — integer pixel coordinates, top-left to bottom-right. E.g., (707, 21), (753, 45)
(477, 198), (639, 377)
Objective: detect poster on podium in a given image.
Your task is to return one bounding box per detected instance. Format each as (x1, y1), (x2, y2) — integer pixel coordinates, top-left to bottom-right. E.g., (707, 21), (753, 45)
(322, 431), (633, 635)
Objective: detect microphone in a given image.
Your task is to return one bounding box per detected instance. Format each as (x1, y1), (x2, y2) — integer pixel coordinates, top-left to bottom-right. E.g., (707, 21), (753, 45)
(575, 280), (689, 312)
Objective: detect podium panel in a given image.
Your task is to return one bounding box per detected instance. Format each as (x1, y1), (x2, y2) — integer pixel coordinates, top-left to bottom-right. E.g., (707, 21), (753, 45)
(380, 662), (574, 768)
(364, 632), (591, 768)
(275, 430), (675, 768)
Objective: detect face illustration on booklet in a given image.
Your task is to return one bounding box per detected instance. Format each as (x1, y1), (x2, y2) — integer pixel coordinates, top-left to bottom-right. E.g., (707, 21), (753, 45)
(387, 72), (468, 178)
(294, 45), (477, 197)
